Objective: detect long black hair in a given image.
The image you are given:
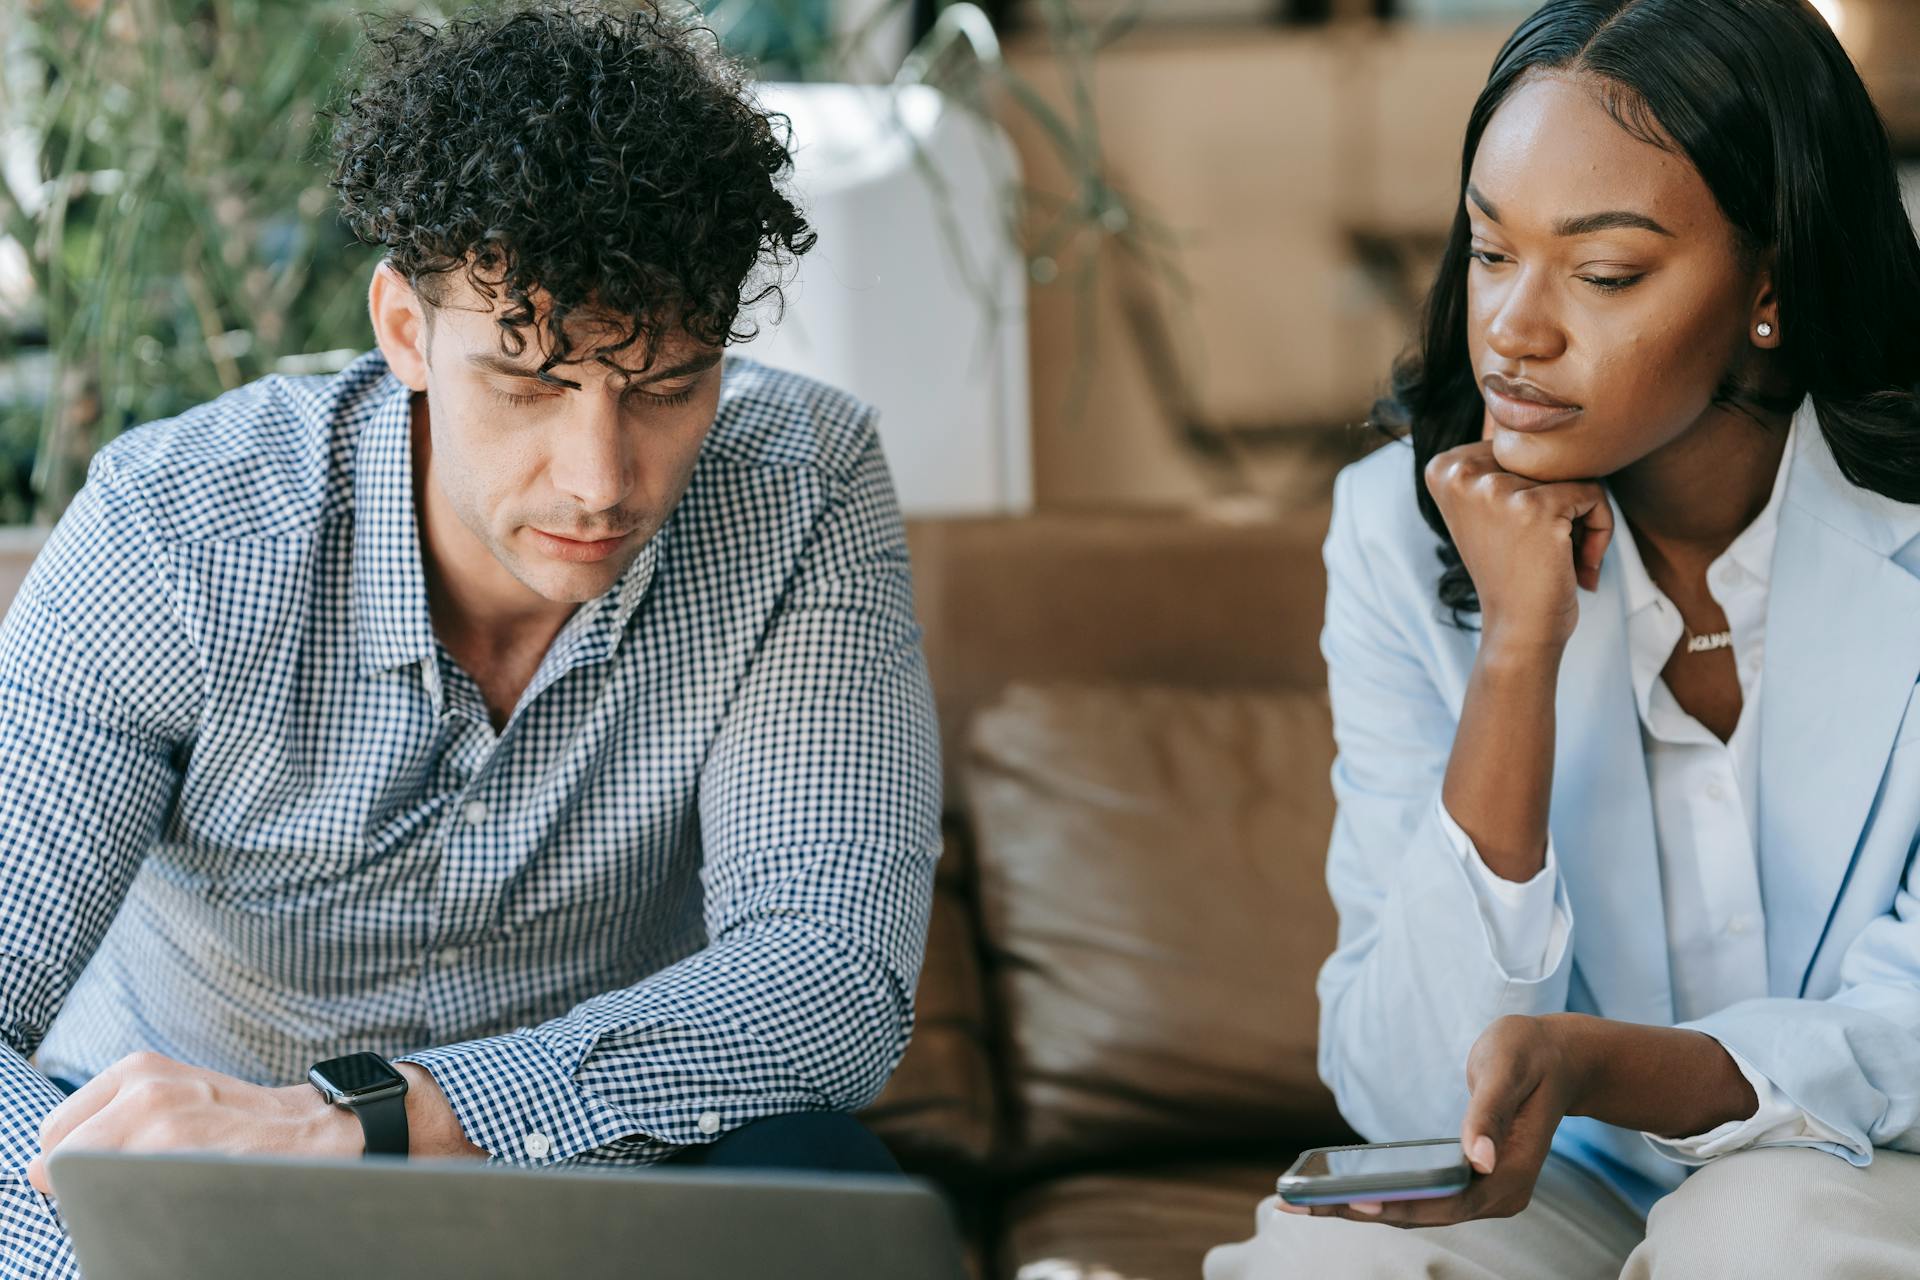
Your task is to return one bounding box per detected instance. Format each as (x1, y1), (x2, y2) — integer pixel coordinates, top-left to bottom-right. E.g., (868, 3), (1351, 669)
(1372, 0), (1920, 623)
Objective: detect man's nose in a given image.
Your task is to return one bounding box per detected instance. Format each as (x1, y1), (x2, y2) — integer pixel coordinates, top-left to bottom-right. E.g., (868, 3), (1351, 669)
(548, 406), (633, 514)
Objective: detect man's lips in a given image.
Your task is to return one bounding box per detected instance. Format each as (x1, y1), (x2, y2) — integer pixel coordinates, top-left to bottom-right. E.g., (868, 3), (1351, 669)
(528, 527), (632, 563)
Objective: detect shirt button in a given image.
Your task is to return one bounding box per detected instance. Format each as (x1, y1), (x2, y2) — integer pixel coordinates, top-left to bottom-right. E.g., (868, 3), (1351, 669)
(1705, 781), (1728, 803)
(462, 800), (489, 825)
(1727, 915), (1758, 936)
(524, 1132), (553, 1159)
(433, 946), (463, 967)
(696, 1111), (722, 1136)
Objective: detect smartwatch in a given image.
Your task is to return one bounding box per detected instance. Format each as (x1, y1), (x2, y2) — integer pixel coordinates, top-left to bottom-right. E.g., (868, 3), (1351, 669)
(308, 1051), (410, 1157)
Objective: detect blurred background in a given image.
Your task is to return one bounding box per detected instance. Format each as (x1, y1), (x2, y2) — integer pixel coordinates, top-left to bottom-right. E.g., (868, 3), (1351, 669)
(2, 0), (1917, 524)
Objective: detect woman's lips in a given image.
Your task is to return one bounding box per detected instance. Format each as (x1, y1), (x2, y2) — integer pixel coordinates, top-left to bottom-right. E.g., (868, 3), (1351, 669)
(1482, 379), (1582, 434)
(529, 528), (631, 563)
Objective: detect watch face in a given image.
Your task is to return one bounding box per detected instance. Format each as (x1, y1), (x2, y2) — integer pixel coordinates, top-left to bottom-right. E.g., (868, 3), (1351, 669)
(309, 1052), (406, 1102)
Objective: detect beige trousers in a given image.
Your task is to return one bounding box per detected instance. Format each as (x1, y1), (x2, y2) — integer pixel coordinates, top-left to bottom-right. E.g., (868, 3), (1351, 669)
(1202, 1147), (1920, 1280)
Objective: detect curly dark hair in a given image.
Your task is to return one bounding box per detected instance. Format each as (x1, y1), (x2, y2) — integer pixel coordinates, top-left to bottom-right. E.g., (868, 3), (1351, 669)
(328, 0), (816, 376)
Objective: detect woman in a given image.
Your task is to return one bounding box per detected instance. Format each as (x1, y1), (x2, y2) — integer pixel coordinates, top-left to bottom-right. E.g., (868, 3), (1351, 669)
(1206, 1), (1920, 1276)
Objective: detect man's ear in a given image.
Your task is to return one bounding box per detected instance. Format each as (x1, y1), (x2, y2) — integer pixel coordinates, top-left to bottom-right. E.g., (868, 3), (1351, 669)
(369, 261), (431, 391)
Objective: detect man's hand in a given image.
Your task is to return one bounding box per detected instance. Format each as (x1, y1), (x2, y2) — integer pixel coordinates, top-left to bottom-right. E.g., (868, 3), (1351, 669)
(1280, 1014), (1586, 1228)
(26, 1052), (486, 1195)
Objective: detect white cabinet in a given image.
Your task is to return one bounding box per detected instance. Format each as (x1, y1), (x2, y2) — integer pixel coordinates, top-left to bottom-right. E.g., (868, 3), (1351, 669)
(748, 83), (1033, 516)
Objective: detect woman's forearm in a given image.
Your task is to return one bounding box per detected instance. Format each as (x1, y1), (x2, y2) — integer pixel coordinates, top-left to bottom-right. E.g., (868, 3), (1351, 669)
(1442, 640), (1563, 882)
(1547, 1012), (1759, 1138)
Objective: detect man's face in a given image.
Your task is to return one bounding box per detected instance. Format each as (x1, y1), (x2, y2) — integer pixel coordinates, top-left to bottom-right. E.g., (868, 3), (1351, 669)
(1464, 71), (1766, 482)
(395, 270), (723, 606)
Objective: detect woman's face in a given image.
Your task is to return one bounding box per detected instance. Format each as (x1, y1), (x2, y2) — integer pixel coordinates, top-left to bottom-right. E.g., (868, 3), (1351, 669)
(1465, 71), (1775, 482)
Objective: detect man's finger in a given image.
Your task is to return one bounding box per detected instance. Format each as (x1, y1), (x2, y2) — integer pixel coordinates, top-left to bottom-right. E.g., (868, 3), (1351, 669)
(28, 1094), (149, 1196)
(35, 1067), (127, 1158)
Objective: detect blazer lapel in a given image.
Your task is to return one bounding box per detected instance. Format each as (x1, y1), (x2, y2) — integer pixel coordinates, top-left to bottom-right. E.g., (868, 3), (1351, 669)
(1551, 540), (1675, 1026)
(1759, 419), (1920, 997)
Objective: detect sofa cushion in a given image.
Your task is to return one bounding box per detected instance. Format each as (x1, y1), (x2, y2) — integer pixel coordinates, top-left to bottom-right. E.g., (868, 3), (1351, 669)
(966, 683), (1348, 1169)
(861, 827), (1000, 1174)
(1000, 1162), (1284, 1280)
(905, 512), (1332, 811)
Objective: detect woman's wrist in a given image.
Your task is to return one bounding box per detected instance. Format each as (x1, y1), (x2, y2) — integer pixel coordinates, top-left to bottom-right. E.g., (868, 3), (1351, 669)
(1475, 624), (1569, 675)
(1538, 1013), (1607, 1115)
(1540, 1014), (1759, 1136)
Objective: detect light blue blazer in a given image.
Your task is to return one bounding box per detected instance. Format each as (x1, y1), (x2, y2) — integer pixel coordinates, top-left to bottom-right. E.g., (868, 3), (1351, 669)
(1315, 414), (1920, 1213)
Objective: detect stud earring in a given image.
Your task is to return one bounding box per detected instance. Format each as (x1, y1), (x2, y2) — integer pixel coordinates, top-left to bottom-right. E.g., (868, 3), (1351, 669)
(1756, 322), (1774, 338)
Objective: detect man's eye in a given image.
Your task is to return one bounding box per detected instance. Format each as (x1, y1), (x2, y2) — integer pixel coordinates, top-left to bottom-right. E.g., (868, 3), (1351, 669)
(644, 387), (695, 407)
(490, 388), (551, 407)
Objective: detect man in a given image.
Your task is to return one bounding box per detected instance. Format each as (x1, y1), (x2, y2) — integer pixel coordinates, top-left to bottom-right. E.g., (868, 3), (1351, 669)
(0, 3), (940, 1273)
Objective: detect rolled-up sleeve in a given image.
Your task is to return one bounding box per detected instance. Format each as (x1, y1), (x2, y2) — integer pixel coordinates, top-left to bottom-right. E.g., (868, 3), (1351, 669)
(1666, 857), (1920, 1168)
(1315, 464), (1576, 1143)
(0, 461), (203, 1277)
(1435, 798), (1571, 982)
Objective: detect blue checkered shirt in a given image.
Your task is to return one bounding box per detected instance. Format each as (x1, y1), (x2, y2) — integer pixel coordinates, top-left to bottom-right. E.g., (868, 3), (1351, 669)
(0, 350), (942, 1277)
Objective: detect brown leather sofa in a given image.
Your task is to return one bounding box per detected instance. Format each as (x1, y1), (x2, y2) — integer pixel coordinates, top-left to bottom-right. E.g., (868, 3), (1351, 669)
(861, 510), (1360, 1279)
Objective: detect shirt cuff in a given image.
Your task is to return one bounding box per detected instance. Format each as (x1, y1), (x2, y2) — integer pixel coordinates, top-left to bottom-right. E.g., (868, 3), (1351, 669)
(397, 1031), (654, 1166)
(1643, 1044), (1854, 1164)
(1435, 796), (1570, 981)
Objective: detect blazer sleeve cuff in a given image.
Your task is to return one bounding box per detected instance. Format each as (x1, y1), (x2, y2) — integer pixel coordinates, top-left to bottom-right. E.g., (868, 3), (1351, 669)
(1435, 797), (1572, 982)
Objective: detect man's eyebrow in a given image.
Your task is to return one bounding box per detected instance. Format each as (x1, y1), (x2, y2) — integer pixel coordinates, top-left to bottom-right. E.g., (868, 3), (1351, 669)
(1465, 184), (1674, 238)
(464, 349), (724, 387)
(610, 350), (724, 385)
(464, 352), (576, 386)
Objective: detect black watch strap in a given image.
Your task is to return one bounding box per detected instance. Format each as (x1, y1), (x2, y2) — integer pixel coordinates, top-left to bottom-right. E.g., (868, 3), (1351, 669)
(353, 1090), (410, 1157)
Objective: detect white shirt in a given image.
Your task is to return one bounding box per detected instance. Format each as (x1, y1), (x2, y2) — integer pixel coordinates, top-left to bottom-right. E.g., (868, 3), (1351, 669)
(1439, 400), (1848, 1161)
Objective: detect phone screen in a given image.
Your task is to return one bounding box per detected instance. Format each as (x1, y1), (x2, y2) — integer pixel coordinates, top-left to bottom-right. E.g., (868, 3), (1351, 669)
(1296, 1140), (1465, 1179)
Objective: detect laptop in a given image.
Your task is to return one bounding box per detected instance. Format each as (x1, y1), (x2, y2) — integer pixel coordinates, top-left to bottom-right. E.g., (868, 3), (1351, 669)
(49, 1150), (972, 1280)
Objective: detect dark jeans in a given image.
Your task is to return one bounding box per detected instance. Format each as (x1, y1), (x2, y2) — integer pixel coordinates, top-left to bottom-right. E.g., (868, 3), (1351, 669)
(47, 1074), (896, 1176)
(665, 1111), (901, 1175)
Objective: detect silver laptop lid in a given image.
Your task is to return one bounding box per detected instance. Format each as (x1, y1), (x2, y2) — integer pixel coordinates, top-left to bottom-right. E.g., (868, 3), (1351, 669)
(49, 1150), (971, 1280)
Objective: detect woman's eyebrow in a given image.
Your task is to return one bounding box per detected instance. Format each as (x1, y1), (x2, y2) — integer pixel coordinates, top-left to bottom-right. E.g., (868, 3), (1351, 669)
(1467, 184), (1675, 238)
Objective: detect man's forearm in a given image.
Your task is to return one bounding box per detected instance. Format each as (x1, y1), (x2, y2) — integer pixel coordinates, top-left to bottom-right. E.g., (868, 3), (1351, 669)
(1548, 1013), (1759, 1139)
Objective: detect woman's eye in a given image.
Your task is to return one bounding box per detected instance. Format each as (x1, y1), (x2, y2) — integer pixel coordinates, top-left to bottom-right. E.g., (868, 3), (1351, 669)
(1468, 248), (1508, 267)
(1581, 274), (1646, 293)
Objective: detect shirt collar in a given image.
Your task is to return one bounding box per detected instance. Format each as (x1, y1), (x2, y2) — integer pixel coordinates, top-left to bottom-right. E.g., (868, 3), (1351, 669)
(352, 365), (436, 675)
(351, 360), (670, 676)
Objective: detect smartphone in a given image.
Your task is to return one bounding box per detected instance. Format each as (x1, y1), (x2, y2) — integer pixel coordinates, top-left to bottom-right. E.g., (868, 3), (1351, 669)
(1275, 1138), (1473, 1206)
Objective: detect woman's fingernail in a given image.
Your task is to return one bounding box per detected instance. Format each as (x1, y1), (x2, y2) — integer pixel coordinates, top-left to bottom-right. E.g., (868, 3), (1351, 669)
(1351, 1202), (1382, 1216)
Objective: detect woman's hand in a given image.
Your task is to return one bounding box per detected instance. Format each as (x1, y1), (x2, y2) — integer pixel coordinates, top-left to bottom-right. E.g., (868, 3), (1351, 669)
(1279, 1015), (1587, 1229)
(1423, 442), (1613, 654)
